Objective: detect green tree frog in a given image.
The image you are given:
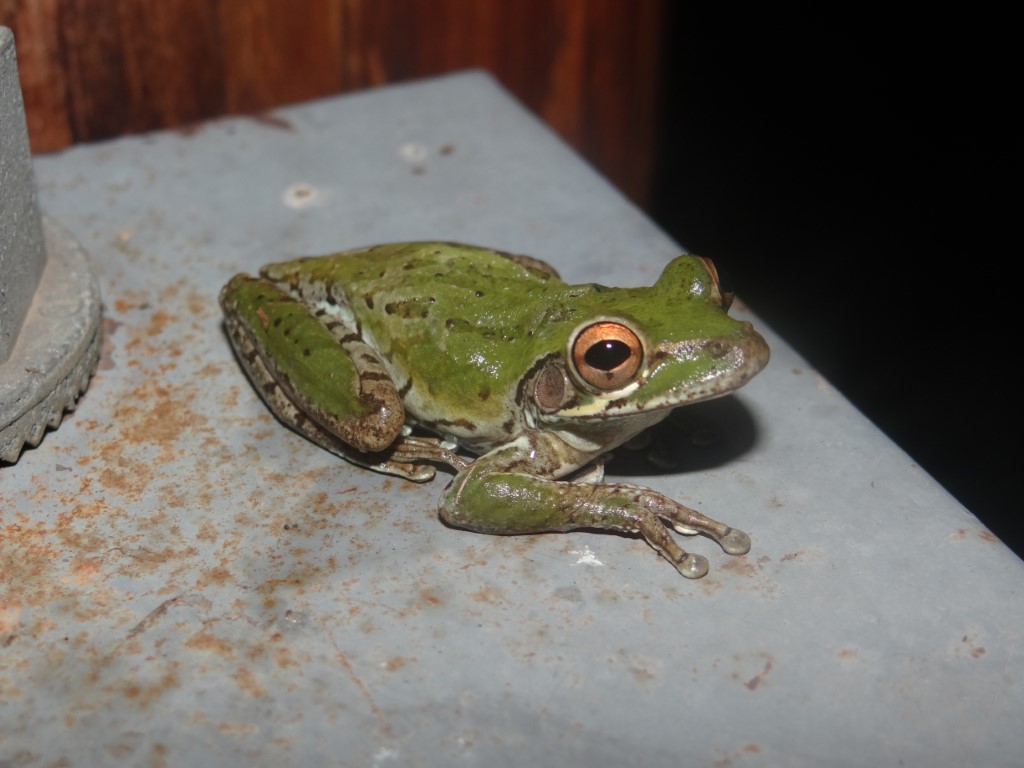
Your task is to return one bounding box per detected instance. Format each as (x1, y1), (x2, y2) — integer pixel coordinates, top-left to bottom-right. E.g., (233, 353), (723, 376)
(219, 242), (769, 578)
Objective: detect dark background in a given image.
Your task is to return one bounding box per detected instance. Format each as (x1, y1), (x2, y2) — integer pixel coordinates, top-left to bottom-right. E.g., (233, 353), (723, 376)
(650, 8), (1020, 555)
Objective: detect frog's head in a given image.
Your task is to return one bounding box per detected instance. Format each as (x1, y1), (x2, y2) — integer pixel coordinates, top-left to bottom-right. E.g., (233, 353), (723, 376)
(526, 255), (769, 439)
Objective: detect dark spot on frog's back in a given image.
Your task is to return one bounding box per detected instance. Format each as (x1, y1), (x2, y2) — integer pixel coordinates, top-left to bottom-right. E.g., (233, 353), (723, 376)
(363, 294), (374, 309)
(478, 385), (491, 401)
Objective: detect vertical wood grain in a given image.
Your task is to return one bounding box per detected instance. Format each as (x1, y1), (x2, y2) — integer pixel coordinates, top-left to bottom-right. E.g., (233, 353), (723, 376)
(218, 0), (345, 113)
(0, 0), (665, 203)
(0, 0), (72, 150)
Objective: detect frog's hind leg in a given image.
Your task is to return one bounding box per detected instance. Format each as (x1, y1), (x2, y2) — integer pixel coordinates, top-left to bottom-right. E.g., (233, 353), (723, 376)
(220, 274), (461, 481)
(440, 454), (749, 578)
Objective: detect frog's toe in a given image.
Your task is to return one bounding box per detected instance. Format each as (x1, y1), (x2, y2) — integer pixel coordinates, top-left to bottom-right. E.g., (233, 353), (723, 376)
(720, 527), (751, 555)
(374, 461), (436, 482)
(673, 552), (709, 579)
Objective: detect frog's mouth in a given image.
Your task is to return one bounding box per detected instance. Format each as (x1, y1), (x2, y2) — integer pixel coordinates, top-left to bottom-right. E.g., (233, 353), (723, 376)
(553, 329), (769, 422)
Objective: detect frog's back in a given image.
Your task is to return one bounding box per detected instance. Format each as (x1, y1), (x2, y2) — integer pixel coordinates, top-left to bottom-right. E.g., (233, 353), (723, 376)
(261, 242), (561, 296)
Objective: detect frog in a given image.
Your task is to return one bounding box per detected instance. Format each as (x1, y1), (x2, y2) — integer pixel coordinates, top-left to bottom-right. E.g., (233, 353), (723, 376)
(219, 242), (769, 578)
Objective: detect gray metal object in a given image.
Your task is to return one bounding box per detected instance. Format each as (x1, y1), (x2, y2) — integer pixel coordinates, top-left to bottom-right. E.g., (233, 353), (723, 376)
(1, 72), (1021, 767)
(0, 26), (101, 460)
(0, 26), (46, 362)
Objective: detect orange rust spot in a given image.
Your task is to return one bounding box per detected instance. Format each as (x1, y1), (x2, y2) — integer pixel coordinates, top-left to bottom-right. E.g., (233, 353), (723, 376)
(185, 631), (233, 657)
(186, 293), (208, 315)
(232, 665), (266, 698)
(273, 643), (299, 670)
(0, 605), (22, 634)
(721, 556), (762, 578)
(419, 588), (443, 607)
(145, 309), (177, 337)
(978, 530), (997, 543)
(70, 556), (104, 585)
(383, 655), (416, 671)
(200, 567), (232, 588)
(113, 293), (150, 313)
(470, 587), (503, 604)
(195, 361), (222, 378)
(195, 522), (218, 543)
(116, 663), (182, 707)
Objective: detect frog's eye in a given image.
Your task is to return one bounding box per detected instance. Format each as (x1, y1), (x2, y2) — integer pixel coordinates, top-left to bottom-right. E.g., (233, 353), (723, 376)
(698, 256), (734, 311)
(571, 321), (644, 390)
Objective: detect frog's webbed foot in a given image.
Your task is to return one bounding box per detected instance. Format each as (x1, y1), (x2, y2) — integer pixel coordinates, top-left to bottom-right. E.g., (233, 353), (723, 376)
(582, 482), (750, 578)
(373, 434), (470, 482)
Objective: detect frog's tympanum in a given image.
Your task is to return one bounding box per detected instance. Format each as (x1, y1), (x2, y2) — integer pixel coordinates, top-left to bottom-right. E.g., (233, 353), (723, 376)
(220, 243), (769, 578)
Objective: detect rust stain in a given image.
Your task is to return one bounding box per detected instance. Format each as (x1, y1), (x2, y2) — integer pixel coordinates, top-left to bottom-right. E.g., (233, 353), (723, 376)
(955, 632), (987, 660)
(232, 665), (266, 698)
(113, 292), (151, 313)
(720, 554), (767, 578)
(469, 587), (504, 605)
(419, 588), (444, 607)
(185, 631), (234, 657)
(114, 663), (182, 708)
(186, 292), (208, 316)
(744, 658), (773, 691)
(145, 309), (176, 337)
(319, 618), (384, 723)
(383, 656), (416, 671)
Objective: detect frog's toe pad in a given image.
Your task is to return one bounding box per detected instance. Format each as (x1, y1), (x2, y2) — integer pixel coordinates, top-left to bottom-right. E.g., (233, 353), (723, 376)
(720, 528), (751, 555)
(675, 553), (709, 579)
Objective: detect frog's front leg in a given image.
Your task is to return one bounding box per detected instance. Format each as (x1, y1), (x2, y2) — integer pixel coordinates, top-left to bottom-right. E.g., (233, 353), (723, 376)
(440, 445), (750, 578)
(220, 274), (465, 481)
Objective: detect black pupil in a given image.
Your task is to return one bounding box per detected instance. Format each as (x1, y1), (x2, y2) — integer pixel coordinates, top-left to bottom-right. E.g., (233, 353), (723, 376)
(584, 340), (631, 371)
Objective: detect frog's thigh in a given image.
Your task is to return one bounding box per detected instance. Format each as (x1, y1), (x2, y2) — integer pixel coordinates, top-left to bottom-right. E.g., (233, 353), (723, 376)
(220, 274), (403, 453)
(440, 464), (741, 578)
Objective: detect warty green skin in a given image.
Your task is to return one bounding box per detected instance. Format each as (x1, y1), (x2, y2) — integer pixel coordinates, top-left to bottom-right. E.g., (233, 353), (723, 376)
(219, 242), (770, 578)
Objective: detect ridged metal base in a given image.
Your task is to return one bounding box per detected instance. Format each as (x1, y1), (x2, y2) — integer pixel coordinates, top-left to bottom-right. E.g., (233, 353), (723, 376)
(0, 216), (102, 462)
